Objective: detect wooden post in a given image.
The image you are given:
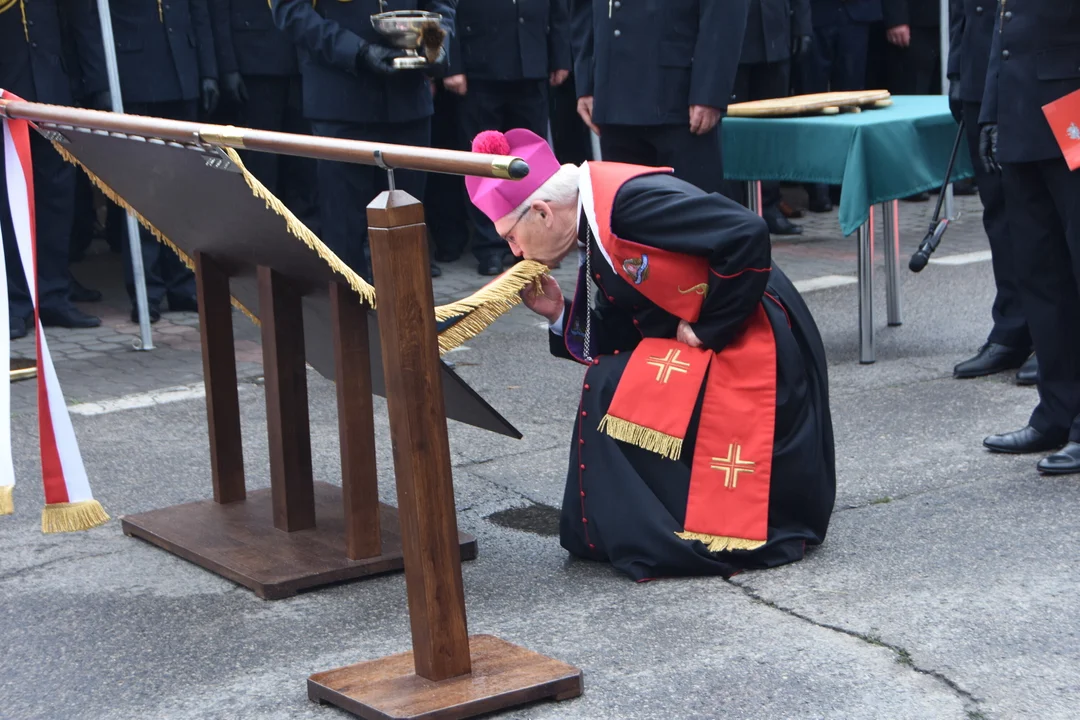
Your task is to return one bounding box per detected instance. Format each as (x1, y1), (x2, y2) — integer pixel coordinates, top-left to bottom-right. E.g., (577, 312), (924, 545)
(258, 265), (316, 532)
(330, 282), (381, 560)
(195, 252), (245, 504)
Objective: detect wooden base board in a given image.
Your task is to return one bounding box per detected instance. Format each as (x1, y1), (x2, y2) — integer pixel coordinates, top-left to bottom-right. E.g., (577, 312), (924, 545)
(308, 634), (583, 720)
(120, 481), (478, 599)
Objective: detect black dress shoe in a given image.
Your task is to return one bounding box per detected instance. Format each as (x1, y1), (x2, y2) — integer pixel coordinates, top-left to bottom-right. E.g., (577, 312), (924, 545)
(430, 262), (442, 278)
(764, 206), (803, 235)
(984, 425), (1068, 454)
(69, 277), (103, 303)
(478, 257), (502, 276)
(10, 315), (28, 340)
(168, 294), (199, 313)
(952, 178), (978, 196)
(38, 305), (101, 329)
(1038, 442), (1080, 475)
(131, 305), (161, 323)
(1016, 354), (1038, 386)
(807, 184), (833, 213)
(953, 342), (1031, 378)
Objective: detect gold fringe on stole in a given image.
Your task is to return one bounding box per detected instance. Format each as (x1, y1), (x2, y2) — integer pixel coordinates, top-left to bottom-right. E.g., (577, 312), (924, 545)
(0, 485), (13, 515)
(50, 141), (260, 323)
(434, 260), (549, 354)
(222, 147), (377, 309)
(675, 531), (766, 553)
(41, 499), (110, 533)
(597, 414), (683, 461)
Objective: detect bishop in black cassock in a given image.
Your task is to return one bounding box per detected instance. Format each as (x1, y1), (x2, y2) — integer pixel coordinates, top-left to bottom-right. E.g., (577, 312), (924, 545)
(467, 129), (836, 581)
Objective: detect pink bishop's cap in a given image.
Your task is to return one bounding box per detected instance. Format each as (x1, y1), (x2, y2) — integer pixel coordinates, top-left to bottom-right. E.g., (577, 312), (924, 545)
(466, 129), (562, 224)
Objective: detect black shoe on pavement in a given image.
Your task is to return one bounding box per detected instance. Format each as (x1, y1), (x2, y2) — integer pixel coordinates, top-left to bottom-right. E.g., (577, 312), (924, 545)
(1016, 354), (1038, 385)
(1037, 442), (1080, 475)
(764, 206), (803, 235)
(953, 342), (1030, 378)
(10, 315), (28, 340)
(984, 425), (1068, 454)
(807, 184), (833, 213)
(69, 277), (103, 303)
(430, 262), (442, 278)
(478, 256), (502, 276)
(39, 305), (101, 329)
(168, 294), (199, 313)
(131, 305), (162, 324)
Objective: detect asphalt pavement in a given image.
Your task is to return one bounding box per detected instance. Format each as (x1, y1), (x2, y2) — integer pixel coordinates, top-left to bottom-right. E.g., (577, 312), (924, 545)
(3, 190), (1073, 720)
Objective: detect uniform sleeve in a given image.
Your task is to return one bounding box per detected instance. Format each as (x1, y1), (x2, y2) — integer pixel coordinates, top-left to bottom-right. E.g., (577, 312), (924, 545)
(612, 179), (772, 354)
(571, 0), (594, 97)
(548, 0), (572, 72)
(66, 0), (109, 97)
(208, 0), (238, 76)
(272, 0), (366, 75)
(979, 14), (1001, 124)
(190, 0), (219, 80)
(690, 0), (748, 110)
(882, 0), (908, 28)
(947, 0), (964, 79)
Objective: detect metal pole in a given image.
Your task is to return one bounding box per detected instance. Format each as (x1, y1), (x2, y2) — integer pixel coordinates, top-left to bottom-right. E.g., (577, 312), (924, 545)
(858, 207), (875, 364)
(940, 0), (955, 221)
(95, 0), (154, 350)
(883, 200), (902, 326)
(746, 181), (763, 217)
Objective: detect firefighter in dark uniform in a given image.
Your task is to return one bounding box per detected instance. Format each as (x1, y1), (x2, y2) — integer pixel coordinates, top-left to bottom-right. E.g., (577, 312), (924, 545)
(272, 0), (455, 281)
(444, 0), (571, 276)
(882, 0), (941, 95)
(209, 0), (319, 234)
(980, 2), (1080, 475)
(1, 0), (109, 338)
(108, 0), (219, 322)
(732, 0), (812, 235)
(948, 0), (1034, 383)
(571, 0), (749, 196)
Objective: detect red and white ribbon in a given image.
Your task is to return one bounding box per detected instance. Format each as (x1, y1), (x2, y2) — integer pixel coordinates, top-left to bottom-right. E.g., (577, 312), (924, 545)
(0, 89), (107, 531)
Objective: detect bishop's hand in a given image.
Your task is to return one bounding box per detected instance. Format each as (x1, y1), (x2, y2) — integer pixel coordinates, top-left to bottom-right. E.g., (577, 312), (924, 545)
(521, 274), (564, 324)
(677, 320), (703, 348)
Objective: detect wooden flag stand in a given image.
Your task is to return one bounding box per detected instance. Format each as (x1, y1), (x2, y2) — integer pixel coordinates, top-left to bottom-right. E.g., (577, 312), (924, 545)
(306, 189), (583, 719)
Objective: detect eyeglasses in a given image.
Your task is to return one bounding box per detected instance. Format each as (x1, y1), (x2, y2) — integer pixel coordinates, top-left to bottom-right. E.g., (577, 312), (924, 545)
(499, 206), (531, 242)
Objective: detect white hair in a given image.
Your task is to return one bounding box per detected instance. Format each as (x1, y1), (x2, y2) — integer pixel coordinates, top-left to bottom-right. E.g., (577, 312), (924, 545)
(505, 163), (581, 220)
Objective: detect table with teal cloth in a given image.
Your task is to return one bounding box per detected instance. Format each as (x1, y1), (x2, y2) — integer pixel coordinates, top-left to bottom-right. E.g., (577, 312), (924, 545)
(721, 95), (974, 363)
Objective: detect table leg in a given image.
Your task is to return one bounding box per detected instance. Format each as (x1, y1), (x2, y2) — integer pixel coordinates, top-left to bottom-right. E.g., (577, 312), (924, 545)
(858, 207), (875, 364)
(745, 181), (763, 217)
(883, 200), (903, 327)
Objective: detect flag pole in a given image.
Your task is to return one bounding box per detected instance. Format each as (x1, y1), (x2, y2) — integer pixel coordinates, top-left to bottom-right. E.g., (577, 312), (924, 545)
(94, 0), (155, 351)
(940, 0), (955, 221)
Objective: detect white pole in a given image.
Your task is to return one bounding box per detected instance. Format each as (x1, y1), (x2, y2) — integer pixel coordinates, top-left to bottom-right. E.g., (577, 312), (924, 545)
(940, 0), (955, 220)
(94, 0), (154, 351)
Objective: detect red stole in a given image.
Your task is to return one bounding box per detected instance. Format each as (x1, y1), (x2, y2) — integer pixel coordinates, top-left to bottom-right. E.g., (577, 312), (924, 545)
(587, 162), (778, 552)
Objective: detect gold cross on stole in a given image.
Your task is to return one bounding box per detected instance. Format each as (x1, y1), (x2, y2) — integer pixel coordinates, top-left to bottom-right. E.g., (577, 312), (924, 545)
(710, 444), (755, 489)
(646, 349), (691, 383)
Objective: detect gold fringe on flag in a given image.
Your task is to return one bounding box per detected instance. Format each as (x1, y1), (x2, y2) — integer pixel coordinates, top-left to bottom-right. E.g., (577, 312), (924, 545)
(222, 147), (377, 309)
(0, 485), (12, 515)
(434, 260), (549, 354)
(675, 531), (766, 553)
(597, 414), (683, 461)
(41, 499), (110, 533)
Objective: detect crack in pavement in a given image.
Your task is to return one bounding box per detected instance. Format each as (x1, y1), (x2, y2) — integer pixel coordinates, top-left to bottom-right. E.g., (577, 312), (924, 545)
(729, 581), (986, 718)
(0, 549), (125, 583)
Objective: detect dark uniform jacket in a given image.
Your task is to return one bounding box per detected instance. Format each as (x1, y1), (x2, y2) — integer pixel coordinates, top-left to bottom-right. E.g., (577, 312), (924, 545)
(740, 0), (812, 66)
(448, 0), (571, 81)
(210, 0), (298, 77)
(109, 0), (218, 104)
(882, 0), (939, 28)
(571, 0), (750, 125)
(947, 0), (995, 104)
(271, 0), (455, 124)
(0, 0), (108, 104)
(809, 0), (882, 27)
(980, 1), (1080, 163)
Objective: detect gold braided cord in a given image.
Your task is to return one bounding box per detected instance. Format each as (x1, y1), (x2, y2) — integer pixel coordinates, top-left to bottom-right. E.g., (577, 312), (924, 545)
(41, 499), (110, 533)
(0, 0), (18, 13)
(0, 485), (12, 516)
(19, 0), (28, 41)
(157, 0), (163, 22)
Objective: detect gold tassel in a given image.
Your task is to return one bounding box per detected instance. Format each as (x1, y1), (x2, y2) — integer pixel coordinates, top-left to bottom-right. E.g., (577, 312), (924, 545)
(157, 0), (163, 22)
(41, 499), (110, 533)
(222, 147), (377, 309)
(597, 414), (683, 461)
(434, 260), (549, 354)
(675, 531), (766, 553)
(0, 485), (12, 516)
(50, 141), (260, 324)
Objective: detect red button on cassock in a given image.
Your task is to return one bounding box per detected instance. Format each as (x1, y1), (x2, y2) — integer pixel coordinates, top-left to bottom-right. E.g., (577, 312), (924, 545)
(581, 411), (587, 417)
(580, 464), (586, 470)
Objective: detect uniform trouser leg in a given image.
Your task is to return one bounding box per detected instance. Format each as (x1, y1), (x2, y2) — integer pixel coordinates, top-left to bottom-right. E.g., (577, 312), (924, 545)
(1002, 159), (1080, 440)
(121, 100), (198, 309)
(311, 118), (431, 282)
(598, 124), (660, 167)
(428, 86), (469, 261)
(653, 123), (725, 196)
(732, 62), (790, 206)
(830, 21), (870, 91)
(2, 130), (77, 318)
(237, 75), (289, 197)
(549, 73), (592, 165)
(964, 102), (1030, 350)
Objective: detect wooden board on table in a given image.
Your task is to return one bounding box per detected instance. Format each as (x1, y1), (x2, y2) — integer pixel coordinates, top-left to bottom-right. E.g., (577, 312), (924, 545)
(727, 90), (893, 118)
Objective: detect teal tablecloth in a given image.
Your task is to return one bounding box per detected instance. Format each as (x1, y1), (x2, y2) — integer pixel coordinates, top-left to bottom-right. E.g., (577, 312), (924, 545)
(721, 95), (974, 236)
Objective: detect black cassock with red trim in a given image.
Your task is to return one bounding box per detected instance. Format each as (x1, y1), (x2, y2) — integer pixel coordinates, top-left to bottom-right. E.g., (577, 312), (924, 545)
(549, 164), (836, 581)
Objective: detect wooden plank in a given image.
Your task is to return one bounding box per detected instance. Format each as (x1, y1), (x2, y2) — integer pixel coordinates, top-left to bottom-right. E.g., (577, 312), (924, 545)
(194, 252), (246, 504)
(258, 265), (315, 532)
(367, 191), (471, 682)
(330, 282), (381, 560)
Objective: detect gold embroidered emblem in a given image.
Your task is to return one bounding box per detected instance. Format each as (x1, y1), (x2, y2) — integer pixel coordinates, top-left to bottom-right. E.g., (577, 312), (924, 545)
(678, 283), (708, 296)
(710, 443), (756, 489)
(646, 349), (691, 383)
